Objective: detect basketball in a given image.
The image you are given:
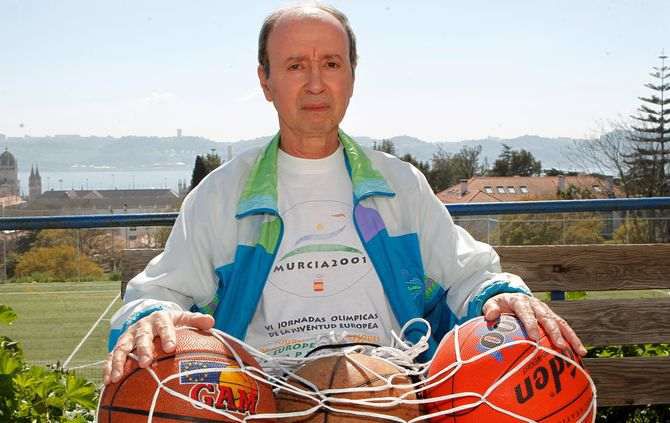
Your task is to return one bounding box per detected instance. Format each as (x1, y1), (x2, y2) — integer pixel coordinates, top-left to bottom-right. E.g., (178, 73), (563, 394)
(425, 314), (595, 422)
(276, 352), (422, 422)
(98, 327), (276, 422)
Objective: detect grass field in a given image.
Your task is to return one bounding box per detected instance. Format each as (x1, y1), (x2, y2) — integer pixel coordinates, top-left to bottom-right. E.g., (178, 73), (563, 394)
(0, 280), (122, 383)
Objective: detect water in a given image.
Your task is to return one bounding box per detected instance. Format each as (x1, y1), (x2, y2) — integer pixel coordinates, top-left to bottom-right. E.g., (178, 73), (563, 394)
(18, 169), (192, 194)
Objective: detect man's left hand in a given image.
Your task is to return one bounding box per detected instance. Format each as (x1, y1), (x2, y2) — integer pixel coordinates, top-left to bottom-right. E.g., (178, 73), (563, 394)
(482, 293), (587, 356)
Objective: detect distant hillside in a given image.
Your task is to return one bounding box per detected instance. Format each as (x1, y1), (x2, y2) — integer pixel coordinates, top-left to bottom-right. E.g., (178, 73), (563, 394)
(5, 133), (590, 173)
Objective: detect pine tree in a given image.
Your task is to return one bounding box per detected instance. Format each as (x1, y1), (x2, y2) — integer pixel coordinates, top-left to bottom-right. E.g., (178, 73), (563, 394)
(190, 155), (208, 191)
(373, 139), (396, 156)
(624, 52), (670, 197)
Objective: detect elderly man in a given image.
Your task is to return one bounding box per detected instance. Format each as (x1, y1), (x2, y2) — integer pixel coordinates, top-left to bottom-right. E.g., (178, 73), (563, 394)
(104, 3), (585, 385)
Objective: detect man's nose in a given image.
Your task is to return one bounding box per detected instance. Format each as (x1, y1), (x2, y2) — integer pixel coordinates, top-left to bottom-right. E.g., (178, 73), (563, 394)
(306, 64), (325, 94)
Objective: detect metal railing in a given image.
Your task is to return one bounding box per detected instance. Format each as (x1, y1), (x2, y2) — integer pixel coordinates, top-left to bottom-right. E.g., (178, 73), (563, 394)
(0, 197), (669, 230)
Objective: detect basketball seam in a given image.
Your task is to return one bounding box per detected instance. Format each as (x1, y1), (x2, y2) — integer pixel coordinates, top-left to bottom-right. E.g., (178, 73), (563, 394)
(107, 352), (175, 422)
(536, 381), (593, 422)
(323, 356), (345, 423)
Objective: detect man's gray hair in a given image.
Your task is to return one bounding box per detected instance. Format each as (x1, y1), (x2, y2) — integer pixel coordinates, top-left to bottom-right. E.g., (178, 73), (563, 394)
(258, 2), (358, 78)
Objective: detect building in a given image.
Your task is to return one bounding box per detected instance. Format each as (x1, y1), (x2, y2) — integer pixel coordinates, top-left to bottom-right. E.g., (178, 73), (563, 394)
(437, 174), (624, 241)
(0, 148), (20, 197)
(19, 188), (180, 214)
(29, 165), (42, 201)
(437, 174), (621, 204)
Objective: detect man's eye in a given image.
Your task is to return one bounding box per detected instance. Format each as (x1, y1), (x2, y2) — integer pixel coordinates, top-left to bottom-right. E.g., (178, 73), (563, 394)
(288, 63), (302, 70)
(326, 62), (340, 69)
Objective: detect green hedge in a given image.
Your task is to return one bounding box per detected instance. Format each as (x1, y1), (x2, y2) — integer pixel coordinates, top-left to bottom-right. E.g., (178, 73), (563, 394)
(0, 305), (97, 422)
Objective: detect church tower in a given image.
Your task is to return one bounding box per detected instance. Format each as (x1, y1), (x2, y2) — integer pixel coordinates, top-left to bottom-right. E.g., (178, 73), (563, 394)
(0, 148), (19, 197)
(29, 165), (42, 200)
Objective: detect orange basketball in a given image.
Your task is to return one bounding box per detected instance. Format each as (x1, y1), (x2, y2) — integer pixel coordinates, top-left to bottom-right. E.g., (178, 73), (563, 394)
(425, 314), (595, 422)
(98, 327), (276, 422)
(277, 353), (422, 422)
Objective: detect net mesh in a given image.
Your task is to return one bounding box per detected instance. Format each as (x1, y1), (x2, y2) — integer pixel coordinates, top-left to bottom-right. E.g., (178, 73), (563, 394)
(98, 318), (597, 422)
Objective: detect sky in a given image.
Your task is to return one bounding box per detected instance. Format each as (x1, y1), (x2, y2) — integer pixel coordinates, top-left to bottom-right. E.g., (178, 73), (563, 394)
(1, 0), (668, 142)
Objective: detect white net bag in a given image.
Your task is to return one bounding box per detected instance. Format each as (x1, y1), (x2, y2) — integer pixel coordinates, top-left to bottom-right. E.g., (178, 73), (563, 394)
(98, 315), (596, 422)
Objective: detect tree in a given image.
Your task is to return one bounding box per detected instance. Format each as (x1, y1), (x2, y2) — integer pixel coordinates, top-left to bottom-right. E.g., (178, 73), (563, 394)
(190, 151), (223, 192)
(544, 168), (579, 177)
(569, 122), (636, 197)
(427, 147), (455, 193)
(399, 153), (430, 177)
(610, 216), (654, 244)
(624, 53), (670, 197)
(203, 151), (222, 172)
(489, 144), (541, 176)
(558, 184), (597, 200)
(490, 144), (512, 176)
(449, 145), (483, 180)
(32, 229), (123, 273)
(493, 213), (603, 246)
(190, 155), (208, 191)
(373, 139), (396, 156)
(15, 245), (104, 281)
(425, 145), (485, 193)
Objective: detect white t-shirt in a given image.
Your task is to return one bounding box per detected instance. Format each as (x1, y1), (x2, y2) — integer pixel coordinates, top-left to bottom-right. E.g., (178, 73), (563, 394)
(245, 145), (401, 358)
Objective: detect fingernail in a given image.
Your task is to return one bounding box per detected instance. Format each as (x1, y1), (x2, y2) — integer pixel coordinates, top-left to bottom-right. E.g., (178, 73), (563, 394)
(112, 370), (120, 380)
(580, 347), (588, 355)
(164, 341), (175, 350)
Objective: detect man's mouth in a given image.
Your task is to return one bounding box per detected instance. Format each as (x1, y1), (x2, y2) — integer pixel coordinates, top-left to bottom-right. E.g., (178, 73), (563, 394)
(302, 104), (330, 111)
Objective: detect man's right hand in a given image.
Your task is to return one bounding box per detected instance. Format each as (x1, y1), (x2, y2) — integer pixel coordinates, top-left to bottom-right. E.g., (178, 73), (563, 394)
(103, 310), (215, 385)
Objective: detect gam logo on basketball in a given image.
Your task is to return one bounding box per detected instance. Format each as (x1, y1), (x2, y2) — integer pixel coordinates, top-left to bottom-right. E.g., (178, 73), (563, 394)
(513, 355), (579, 404)
(178, 360), (260, 414)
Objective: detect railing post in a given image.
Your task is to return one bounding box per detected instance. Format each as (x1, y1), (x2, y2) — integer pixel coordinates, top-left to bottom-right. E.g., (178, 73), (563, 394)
(550, 291), (566, 301)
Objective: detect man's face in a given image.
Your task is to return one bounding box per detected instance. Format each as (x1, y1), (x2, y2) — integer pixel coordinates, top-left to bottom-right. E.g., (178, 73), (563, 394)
(258, 13), (354, 139)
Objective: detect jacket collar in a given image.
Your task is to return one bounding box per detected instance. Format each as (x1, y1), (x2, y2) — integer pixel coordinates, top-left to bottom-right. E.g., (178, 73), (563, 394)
(236, 129), (395, 218)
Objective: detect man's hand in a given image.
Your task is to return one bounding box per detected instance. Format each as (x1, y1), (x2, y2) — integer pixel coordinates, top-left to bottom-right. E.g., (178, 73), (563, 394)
(482, 293), (587, 357)
(103, 310), (215, 385)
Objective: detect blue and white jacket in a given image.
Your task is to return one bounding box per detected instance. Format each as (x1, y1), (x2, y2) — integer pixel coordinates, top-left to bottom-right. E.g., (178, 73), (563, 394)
(109, 131), (529, 359)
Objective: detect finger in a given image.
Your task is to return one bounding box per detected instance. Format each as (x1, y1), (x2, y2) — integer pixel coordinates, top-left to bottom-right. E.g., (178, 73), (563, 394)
(482, 298), (502, 321)
(557, 317), (588, 356)
(532, 302), (568, 350)
(110, 335), (134, 383)
(173, 311), (215, 330)
(512, 296), (541, 341)
(103, 352), (113, 385)
(133, 319), (157, 368)
(153, 311), (177, 353)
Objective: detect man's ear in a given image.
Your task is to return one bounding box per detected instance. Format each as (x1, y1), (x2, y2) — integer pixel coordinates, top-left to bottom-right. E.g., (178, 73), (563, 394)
(257, 65), (273, 102)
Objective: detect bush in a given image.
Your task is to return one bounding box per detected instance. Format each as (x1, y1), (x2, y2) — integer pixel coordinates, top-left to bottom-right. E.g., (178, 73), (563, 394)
(611, 217), (654, 244)
(15, 245), (104, 281)
(589, 343), (670, 422)
(106, 271), (122, 281)
(0, 305), (98, 422)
